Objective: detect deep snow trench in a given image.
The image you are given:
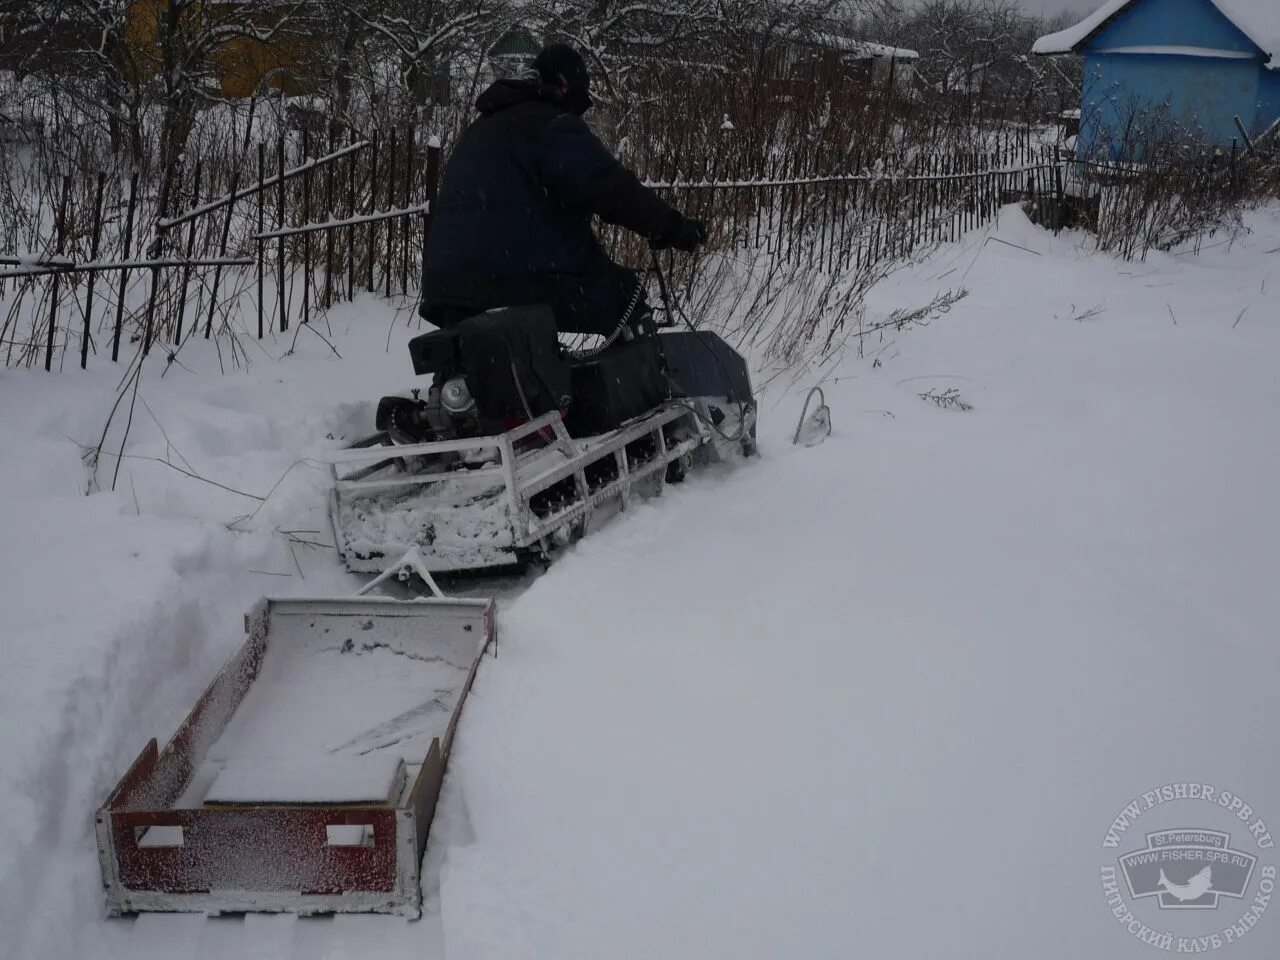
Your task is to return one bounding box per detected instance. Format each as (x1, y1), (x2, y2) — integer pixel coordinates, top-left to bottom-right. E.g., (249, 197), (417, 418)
(3, 206), (1279, 960)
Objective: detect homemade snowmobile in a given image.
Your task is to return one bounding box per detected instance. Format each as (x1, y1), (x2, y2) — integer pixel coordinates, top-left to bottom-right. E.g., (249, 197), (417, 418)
(329, 296), (756, 575)
(98, 269), (756, 921)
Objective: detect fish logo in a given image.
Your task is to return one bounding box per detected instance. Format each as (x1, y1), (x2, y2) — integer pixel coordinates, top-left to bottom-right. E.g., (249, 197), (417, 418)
(1119, 830), (1256, 909)
(1158, 865), (1213, 902)
(1100, 785), (1277, 952)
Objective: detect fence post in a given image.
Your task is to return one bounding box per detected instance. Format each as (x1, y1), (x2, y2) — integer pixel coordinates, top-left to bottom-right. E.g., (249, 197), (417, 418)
(173, 160), (202, 344)
(1054, 162), (1065, 235)
(951, 155), (959, 241)
(966, 153), (974, 233)
(817, 171), (831, 271)
(302, 128), (312, 327)
(932, 155), (942, 242)
(785, 170), (799, 264)
(81, 171), (107, 369)
(143, 161), (179, 354)
(205, 168), (240, 339)
(421, 135), (442, 304)
(385, 127), (397, 299)
(277, 134), (288, 333)
(402, 125), (414, 295)
(257, 143), (265, 339)
(324, 126), (336, 309)
(347, 130), (358, 302)
(44, 174), (72, 371)
(111, 172), (139, 362)
(825, 176), (838, 275)
(367, 129), (379, 293)
(910, 157), (923, 252)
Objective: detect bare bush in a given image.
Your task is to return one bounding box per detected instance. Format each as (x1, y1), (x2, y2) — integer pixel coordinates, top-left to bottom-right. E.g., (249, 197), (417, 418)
(1073, 99), (1276, 260)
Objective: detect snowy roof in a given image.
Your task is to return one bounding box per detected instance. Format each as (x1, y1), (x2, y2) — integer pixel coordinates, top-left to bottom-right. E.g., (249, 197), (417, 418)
(814, 32), (919, 60)
(1032, 0), (1279, 68)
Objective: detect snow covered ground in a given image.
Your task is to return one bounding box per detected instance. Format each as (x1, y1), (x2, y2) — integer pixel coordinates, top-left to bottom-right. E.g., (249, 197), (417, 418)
(2, 206), (1279, 959)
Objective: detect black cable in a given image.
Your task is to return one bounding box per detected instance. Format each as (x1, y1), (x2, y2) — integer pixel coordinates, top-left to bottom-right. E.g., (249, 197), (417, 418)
(566, 269), (650, 361)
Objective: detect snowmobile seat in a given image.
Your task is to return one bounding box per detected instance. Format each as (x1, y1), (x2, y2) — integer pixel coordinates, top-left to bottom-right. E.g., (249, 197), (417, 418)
(565, 337), (670, 437)
(408, 304), (572, 423)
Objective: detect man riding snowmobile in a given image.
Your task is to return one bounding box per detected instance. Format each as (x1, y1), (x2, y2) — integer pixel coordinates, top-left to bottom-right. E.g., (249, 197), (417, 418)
(327, 45), (753, 576)
(419, 44), (707, 335)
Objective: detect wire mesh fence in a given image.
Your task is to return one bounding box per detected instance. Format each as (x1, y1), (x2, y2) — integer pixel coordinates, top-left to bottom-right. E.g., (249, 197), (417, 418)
(1, 136), (1062, 372)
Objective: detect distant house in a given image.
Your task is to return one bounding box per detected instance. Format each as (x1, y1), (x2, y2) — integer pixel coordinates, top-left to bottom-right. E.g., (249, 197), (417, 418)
(766, 32), (919, 93)
(1033, 0), (1280, 157)
(123, 0), (322, 99)
(488, 27), (541, 72)
(0, 1), (323, 97)
(472, 26), (918, 98)
(822, 35), (919, 94)
(470, 25), (542, 91)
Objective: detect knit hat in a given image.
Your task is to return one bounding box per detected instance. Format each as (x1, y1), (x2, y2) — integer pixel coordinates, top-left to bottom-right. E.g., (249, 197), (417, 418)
(534, 44), (593, 115)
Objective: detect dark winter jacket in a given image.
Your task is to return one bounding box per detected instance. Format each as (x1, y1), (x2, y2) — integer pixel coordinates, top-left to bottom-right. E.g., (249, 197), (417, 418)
(419, 79), (679, 335)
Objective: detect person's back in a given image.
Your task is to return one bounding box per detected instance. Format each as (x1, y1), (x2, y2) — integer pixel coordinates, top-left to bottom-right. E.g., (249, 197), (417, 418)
(420, 46), (703, 336)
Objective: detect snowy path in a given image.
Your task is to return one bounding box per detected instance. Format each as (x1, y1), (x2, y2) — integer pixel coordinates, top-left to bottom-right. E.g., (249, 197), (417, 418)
(438, 209), (1280, 955)
(3, 207), (1280, 959)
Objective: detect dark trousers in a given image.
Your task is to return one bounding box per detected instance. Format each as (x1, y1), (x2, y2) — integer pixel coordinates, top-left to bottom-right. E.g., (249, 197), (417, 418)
(422, 263), (647, 336)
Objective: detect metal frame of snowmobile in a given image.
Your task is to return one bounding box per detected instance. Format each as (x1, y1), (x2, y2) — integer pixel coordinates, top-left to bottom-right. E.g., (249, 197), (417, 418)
(329, 400), (721, 574)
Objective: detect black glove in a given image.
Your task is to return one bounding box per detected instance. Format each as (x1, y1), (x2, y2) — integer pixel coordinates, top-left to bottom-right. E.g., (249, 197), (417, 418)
(654, 216), (707, 252)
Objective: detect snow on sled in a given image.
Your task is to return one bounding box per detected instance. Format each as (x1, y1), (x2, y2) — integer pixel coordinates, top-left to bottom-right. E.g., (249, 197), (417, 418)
(95, 589), (495, 918)
(329, 304), (756, 574)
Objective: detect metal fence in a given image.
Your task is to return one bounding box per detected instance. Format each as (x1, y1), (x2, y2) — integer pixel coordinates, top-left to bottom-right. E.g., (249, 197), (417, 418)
(3, 132), (1061, 372)
(1, 126), (441, 370)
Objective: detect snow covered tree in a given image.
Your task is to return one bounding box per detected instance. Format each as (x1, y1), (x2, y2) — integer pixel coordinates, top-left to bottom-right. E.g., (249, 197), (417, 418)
(340, 0), (514, 107)
(0, 0), (311, 177)
(0, 0), (151, 163)
(862, 0), (1077, 122)
(525, 0), (727, 104)
(138, 0), (309, 192)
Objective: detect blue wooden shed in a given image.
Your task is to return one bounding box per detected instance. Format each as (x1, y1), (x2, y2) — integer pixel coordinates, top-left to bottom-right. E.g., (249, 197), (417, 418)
(1033, 0), (1280, 157)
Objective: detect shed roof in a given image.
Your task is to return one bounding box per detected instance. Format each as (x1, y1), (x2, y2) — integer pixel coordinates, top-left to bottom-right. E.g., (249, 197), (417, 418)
(1032, 0), (1278, 68)
(814, 33), (920, 61)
